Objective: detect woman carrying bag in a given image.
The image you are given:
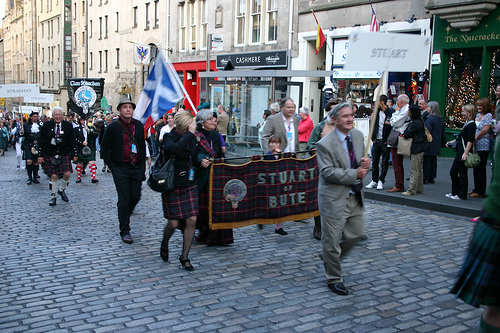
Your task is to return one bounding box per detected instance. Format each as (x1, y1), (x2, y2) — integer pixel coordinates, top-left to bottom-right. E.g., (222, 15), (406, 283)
(445, 104), (477, 200)
(159, 111), (199, 271)
(402, 105), (427, 196)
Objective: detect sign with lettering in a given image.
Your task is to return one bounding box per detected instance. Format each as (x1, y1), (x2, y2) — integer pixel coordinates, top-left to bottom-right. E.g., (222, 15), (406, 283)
(216, 50), (288, 69)
(24, 93), (55, 103)
(0, 84), (40, 98)
(343, 32), (431, 72)
(208, 154), (319, 229)
(66, 78), (105, 117)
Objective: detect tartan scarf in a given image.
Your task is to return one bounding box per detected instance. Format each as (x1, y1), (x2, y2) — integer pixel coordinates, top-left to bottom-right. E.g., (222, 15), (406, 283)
(195, 130), (216, 157)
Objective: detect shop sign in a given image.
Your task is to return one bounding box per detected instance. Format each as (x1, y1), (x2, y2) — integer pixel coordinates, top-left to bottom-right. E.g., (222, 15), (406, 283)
(0, 84), (40, 98)
(216, 50), (288, 69)
(212, 35), (223, 51)
(24, 93), (55, 103)
(343, 32), (431, 72)
(332, 70), (382, 79)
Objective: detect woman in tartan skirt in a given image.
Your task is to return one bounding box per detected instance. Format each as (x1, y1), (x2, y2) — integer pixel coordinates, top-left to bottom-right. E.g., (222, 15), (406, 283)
(193, 109), (233, 246)
(451, 135), (500, 332)
(159, 111), (199, 271)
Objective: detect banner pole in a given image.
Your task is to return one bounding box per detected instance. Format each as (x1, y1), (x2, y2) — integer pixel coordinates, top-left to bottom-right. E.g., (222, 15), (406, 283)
(364, 71), (386, 158)
(164, 54), (197, 113)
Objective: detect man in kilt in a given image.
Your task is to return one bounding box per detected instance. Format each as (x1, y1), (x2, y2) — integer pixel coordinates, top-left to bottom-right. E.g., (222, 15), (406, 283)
(37, 107), (78, 206)
(21, 112), (42, 185)
(100, 98), (146, 244)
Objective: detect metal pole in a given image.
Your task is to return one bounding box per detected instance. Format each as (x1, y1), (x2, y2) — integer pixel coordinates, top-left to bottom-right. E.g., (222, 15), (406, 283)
(206, 33), (212, 102)
(85, 0), (89, 78)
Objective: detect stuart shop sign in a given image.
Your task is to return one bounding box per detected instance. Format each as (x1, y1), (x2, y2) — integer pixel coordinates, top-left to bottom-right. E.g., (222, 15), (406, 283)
(216, 50), (288, 69)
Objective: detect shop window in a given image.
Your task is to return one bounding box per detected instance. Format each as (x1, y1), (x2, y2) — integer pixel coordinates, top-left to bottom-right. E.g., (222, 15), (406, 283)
(489, 48), (500, 103)
(444, 48), (482, 128)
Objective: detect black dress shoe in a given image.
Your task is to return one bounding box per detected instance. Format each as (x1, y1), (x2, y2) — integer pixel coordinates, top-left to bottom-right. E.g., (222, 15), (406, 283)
(32, 178), (40, 184)
(275, 228), (288, 235)
(75, 179), (82, 183)
(27, 179), (33, 185)
(49, 195), (57, 206)
(328, 282), (349, 295)
(121, 234), (133, 244)
(91, 179), (99, 183)
(58, 189), (69, 202)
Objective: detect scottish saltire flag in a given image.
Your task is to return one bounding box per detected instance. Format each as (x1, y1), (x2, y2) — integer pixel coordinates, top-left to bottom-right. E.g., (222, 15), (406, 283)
(134, 52), (184, 129)
(133, 43), (151, 65)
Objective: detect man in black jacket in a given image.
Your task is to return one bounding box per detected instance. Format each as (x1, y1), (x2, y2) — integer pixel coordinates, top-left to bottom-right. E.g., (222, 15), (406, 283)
(100, 98), (146, 244)
(21, 112), (42, 184)
(366, 95), (393, 190)
(37, 107), (78, 206)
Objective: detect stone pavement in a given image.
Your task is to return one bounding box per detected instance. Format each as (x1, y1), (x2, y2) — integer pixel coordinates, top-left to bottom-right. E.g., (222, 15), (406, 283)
(0, 149), (483, 332)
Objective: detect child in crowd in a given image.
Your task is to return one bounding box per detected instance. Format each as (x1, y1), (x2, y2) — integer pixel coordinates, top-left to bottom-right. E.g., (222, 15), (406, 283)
(264, 135), (287, 235)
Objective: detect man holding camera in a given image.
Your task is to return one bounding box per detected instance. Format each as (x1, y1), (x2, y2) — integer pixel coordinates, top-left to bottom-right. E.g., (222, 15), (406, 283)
(37, 107), (78, 206)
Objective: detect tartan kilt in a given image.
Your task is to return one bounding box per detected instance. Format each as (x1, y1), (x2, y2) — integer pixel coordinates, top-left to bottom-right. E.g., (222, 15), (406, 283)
(161, 185), (199, 220)
(42, 155), (73, 176)
(77, 147), (96, 163)
(450, 220), (500, 307)
(22, 149), (37, 161)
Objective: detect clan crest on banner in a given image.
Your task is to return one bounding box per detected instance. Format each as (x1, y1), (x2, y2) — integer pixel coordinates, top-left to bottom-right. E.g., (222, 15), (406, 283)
(66, 78), (105, 118)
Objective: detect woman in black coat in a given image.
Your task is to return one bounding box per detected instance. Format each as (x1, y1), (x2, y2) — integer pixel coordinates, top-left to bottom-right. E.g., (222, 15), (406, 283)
(402, 104), (426, 195)
(159, 111), (199, 271)
(423, 101), (446, 184)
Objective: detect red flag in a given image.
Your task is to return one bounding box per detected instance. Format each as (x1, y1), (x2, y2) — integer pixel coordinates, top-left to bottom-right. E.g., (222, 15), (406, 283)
(370, 4), (381, 32)
(312, 11), (326, 55)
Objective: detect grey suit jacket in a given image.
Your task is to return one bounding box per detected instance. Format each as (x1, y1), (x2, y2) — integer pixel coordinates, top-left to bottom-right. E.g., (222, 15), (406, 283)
(260, 113), (299, 153)
(316, 128), (365, 219)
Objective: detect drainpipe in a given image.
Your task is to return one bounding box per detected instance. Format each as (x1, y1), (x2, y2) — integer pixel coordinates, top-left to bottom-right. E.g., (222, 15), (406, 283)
(287, 0), (294, 57)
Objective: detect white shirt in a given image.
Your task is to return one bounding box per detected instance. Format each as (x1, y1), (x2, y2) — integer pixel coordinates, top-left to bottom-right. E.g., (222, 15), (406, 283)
(159, 124), (175, 142)
(376, 111), (386, 140)
(281, 113), (296, 153)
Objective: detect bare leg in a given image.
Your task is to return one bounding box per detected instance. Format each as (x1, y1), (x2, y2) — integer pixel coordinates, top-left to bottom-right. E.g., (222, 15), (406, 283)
(483, 306), (500, 328)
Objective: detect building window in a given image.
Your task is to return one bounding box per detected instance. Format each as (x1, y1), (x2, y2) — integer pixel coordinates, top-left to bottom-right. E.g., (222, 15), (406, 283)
(89, 52), (93, 69)
(251, 0), (261, 44)
(73, 2), (77, 19)
(104, 15), (108, 38)
(99, 51), (102, 73)
(116, 48), (120, 68)
(266, 0), (277, 42)
(116, 12), (119, 32)
(57, 44), (60, 60)
(189, 1), (196, 50)
(73, 32), (77, 49)
(179, 3), (186, 51)
(51, 47), (54, 63)
(64, 5), (71, 22)
(201, 0), (207, 49)
(154, 0), (159, 28)
(51, 20), (54, 38)
(104, 50), (108, 72)
(65, 35), (71, 51)
(65, 60), (71, 79)
(99, 17), (102, 39)
(82, 0), (85, 15)
(133, 6), (137, 28)
(40, 0), (43, 13)
(89, 20), (92, 37)
(236, 0), (246, 45)
(42, 48), (44, 62)
(41, 23), (44, 38)
(145, 3), (150, 30)
(57, 17), (60, 32)
(82, 31), (85, 46)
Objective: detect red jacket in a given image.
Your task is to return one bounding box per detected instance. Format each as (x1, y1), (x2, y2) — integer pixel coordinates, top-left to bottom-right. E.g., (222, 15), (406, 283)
(298, 115), (314, 143)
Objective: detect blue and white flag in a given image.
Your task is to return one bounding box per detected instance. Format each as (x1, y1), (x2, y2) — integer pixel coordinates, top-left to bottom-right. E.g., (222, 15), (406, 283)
(134, 52), (184, 129)
(133, 43), (151, 65)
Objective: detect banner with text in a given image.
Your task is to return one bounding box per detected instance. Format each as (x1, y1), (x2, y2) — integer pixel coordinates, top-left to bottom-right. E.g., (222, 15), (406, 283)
(208, 154), (319, 230)
(67, 78), (105, 118)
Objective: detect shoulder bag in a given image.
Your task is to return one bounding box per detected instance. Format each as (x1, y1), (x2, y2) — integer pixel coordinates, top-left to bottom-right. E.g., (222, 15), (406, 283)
(462, 139), (480, 168)
(147, 155), (176, 193)
(387, 129), (400, 147)
(397, 135), (412, 156)
(423, 119), (433, 142)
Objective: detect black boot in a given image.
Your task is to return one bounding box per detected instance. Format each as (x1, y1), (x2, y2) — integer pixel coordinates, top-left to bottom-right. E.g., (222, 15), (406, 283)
(49, 194), (57, 206)
(26, 165), (33, 185)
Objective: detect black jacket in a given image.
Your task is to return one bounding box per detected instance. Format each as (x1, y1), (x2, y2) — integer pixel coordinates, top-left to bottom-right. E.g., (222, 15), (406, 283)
(403, 117), (427, 154)
(371, 107), (394, 142)
(161, 130), (198, 189)
(424, 115), (446, 156)
(38, 120), (77, 157)
(21, 121), (42, 149)
(100, 118), (146, 169)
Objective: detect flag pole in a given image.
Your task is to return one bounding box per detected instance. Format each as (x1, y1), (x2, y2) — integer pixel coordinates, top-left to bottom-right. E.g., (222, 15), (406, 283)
(163, 52), (197, 113)
(364, 71), (386, 158)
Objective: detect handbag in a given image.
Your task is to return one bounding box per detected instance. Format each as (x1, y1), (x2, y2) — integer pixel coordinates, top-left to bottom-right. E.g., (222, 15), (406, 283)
(397, 136), (413, 156)
(147, 156), (176, 193)
(387, 129), (400, 147)
(424, 122), (433, 142)
(462, 139), (480, 168)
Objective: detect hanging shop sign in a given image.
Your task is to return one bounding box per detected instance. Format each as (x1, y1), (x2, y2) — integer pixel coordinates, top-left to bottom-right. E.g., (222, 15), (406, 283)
(67, 78), (105, 117)
(216, 50), (288, 69)
(343, 32), (431, 72)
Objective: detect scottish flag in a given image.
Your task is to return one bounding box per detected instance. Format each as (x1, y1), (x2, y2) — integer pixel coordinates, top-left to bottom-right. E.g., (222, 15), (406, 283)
(134, 52), (184, 129)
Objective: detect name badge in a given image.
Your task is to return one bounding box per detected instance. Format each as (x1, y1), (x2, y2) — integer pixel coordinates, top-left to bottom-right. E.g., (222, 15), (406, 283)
(51, 138), (57, 145)
(131, 144), (137, 153)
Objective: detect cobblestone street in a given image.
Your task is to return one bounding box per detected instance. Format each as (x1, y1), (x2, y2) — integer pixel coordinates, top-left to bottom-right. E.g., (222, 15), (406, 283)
(0, 151), (482, 332)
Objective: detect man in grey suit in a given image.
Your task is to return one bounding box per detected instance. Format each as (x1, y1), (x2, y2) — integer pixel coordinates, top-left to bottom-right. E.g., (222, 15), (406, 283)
(316, 102), (371, 295)
(261, 98), (299, 153)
